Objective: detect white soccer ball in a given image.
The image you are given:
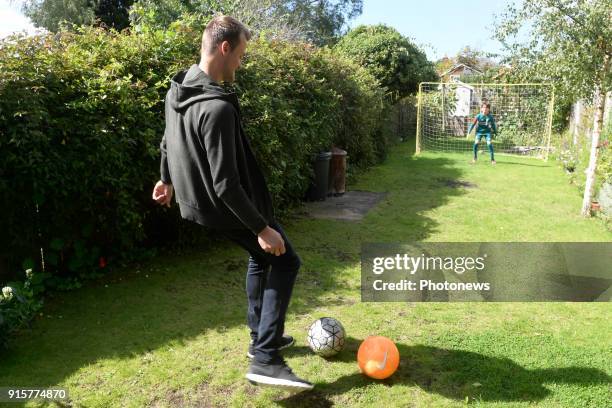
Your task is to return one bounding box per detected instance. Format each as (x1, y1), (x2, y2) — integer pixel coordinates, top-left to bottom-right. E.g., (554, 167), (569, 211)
(307, 317), (346, 357)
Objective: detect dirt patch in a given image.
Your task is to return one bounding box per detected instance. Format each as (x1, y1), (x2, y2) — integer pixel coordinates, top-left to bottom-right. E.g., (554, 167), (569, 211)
(189, 382), (216, 408)
(165, 389), (186, 407)
(149, 388), (186, 408)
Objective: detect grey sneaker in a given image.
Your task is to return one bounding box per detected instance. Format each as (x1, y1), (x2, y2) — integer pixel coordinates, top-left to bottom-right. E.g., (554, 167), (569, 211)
(246, 357), (314, 390)
(247, 335), (294, 359)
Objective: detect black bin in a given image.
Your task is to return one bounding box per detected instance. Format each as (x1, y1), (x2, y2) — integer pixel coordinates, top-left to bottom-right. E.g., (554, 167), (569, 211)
(306, 151), (332, 201)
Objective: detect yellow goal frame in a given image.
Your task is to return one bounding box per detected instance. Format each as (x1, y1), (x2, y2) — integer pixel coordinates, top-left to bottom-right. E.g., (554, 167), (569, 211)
(415, 82), (555, 160)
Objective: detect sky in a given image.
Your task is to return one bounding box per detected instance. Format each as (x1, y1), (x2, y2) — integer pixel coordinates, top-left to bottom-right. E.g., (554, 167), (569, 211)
(0, 0), (518, 61)
(349, 0), (518, 61)
(0, 0), (37, 38)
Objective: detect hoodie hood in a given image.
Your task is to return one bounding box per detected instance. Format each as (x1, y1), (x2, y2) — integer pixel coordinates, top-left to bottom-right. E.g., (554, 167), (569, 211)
(168, 64), (239, 111)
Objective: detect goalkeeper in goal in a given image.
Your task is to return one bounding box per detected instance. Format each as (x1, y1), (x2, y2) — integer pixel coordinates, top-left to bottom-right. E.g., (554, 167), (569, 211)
(467, 102), (497, 165)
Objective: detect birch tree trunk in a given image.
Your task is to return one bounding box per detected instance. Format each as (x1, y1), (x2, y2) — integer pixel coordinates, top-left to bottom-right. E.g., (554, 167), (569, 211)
(572, 101), (582, 145)
(581, 53), (610, 216)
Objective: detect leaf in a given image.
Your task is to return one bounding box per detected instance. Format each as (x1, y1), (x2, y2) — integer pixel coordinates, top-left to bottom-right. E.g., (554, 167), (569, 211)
(82, 223), (94, 238)
(21, 258), (36, 271)
(32, 191), (45, 205)
(67, 257), (83, 273)
(49, 238), (64, 251)
(45, 252), (59, 267)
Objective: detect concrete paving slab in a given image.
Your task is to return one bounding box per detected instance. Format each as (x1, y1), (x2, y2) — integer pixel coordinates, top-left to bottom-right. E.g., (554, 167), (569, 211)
(303, 190), (388, 221)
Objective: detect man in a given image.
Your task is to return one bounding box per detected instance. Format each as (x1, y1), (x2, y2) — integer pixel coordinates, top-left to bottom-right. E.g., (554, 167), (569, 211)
(152, 15), (313, 391)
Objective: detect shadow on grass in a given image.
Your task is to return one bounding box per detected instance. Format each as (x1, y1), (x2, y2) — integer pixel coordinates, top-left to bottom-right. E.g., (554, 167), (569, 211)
(330, 150), (468, 243)
(278, 337), (611, 407)
(494, 160), (552, 168)
(0, 146), (469, 403)
(0, 248), (355, 382)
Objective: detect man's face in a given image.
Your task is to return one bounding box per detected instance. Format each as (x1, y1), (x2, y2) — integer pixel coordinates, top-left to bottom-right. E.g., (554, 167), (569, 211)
(221, 33), (247, 83)
(481, 105), (490, 115)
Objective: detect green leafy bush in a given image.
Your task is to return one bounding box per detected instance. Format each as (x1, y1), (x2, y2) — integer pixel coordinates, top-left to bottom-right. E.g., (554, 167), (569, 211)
(0, 26), (181, 284)
(335, 24), (437, 102)
(0, 16), (389, 287)
(0, 269), (45, 349)
(551, 127), (611, 201)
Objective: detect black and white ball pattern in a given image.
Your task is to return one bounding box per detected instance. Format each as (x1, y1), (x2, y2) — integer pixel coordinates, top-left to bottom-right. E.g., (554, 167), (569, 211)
(307, 317), (346, 357)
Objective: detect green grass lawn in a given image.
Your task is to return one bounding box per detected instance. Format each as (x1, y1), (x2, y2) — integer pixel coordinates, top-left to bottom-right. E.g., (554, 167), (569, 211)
(1, 140), (610, 407)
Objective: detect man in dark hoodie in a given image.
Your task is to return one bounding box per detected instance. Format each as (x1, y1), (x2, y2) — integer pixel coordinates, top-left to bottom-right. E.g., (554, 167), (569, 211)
(152, 16), (313, 390)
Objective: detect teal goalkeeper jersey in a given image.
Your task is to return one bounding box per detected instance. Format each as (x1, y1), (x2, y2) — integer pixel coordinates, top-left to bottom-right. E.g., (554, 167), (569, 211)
(469, 113), (497, 134)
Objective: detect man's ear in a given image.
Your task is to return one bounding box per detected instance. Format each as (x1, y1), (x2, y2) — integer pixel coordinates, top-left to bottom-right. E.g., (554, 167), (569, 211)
(220, 40), (231, 56)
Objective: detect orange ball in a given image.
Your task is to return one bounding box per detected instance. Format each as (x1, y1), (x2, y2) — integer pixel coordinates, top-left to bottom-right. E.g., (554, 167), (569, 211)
(357, 336), (400, 379)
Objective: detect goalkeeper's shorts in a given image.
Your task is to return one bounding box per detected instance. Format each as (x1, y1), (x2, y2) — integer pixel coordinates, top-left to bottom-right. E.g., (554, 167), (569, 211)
(475, 133), (492, 143)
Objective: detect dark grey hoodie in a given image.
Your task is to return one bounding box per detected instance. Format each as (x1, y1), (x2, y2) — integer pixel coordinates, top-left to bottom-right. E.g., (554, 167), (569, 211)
(160, 64), (274, 235)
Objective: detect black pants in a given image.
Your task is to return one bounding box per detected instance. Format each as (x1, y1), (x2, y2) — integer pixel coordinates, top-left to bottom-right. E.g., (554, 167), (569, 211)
(222, 221), (300, 364)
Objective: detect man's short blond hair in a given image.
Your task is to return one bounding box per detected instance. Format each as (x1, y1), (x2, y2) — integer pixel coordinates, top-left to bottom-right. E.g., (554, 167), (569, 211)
(201, 15), (251, 56)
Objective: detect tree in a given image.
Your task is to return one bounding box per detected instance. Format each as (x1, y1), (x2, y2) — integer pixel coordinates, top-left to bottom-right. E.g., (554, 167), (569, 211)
(495, 0), (611, 216)
(95, 0), (135, 29)
(335, 24), (437, 101)
(435, 56), (454, 76)
(436, 46), (499, 74)
(22, 0), (360, 40)
(22, 0), (135, 31)
(268, 0), (362, 45)
(130, 0), (361, 45)
(456, 45), (482, 69)
(129, 0), (221, 31)
(22, 0), (96, 31)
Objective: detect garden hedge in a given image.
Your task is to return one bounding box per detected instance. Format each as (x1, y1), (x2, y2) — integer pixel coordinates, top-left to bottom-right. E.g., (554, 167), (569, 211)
(0, 16), (391, 286)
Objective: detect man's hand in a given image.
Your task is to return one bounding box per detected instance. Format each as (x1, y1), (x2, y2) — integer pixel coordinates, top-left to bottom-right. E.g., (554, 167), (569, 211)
(152, 180), (173, 208)
(257, 226), (286, 256)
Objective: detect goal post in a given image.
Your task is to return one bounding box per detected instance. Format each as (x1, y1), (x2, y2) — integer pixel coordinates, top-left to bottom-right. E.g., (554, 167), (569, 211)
(415, 82), (555, 160)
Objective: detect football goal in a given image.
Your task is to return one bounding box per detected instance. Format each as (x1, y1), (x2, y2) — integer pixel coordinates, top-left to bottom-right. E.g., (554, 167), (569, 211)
(416, 82), (555, 159)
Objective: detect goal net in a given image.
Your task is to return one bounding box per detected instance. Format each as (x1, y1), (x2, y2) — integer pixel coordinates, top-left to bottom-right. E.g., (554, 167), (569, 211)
(416, 82), (555, 159)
